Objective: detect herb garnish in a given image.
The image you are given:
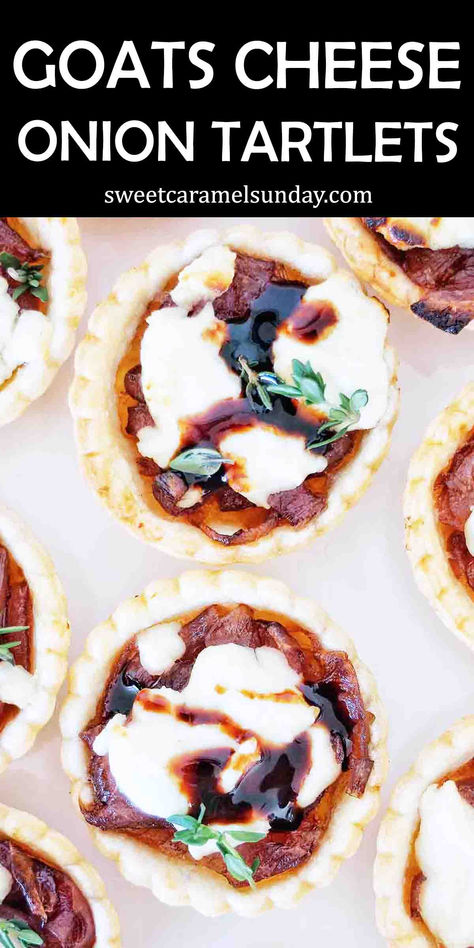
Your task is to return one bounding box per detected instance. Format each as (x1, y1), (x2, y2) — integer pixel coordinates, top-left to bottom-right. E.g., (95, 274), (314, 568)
(168, 360), (368, 479)
(260, 359), (368, 448)
(169, 447), (231, 478)
(0, 918), (43, 947)
(169, 804), (265, 888)
(0, 626), (27, 664)
(238, 356), (272, 412)
(0, 253), (48, 304)
(261, 359), (326, 405)
(307, 389), (368, 448)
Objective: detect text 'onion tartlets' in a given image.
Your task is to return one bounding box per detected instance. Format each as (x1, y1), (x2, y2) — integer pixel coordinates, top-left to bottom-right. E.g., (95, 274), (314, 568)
(0, 218), (86, 426)
(0, 801), (120, 947)
(404, 383), (474, 650)
(325, 217), (474, 334)
(0, 505), (69, 773)
(61, 570), (387, 917)
(375, 716), (474, 947)
(70, 226), (398, 564)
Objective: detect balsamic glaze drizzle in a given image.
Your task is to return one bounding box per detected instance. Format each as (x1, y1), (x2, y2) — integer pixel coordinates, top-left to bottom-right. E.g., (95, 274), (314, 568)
(220, 281), (307, 375)
(103, 664), (351, 832)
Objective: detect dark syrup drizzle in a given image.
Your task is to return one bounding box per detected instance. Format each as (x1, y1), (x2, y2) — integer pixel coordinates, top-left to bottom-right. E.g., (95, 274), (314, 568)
(220, 281), (307, 373)
(104, 666), (351, 832)
(172, 736), (310, 830)
(106, 669), (140, 715)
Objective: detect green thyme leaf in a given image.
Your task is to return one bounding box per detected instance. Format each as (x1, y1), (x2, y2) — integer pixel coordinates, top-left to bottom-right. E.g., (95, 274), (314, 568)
(262, 381), (302, 399)
(169, 805), (265, 887)
(222, 852), (257, 886)
(0, 919), (43, 947)
(350, 389), (369, 412)
(169, 447), (231, 478)
(0, 252), (21, 270)
(0, 627), (26, 664)
(307, 387), (369, 450)
(12, 284), (28, 301)
(259, 359), (325, 406)
(291, 359), (325, 401)
(226, 830), (267, 842)
(258, 358), (369, 450)
(0, 253), (48, 304)
(30, 285), (48, 303)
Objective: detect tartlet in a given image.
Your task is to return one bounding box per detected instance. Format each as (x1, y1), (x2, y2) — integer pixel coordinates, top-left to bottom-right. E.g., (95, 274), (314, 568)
(0, 217), (86, 426)
(325, 217), (474, 334)
(404, 383), (474, 650)
(0, 800), (120, 946)
(0, 504), (69, 772)
(61, 569), (387, 917)
(375, 716), (474, 947)
(70, 225), (398, 564)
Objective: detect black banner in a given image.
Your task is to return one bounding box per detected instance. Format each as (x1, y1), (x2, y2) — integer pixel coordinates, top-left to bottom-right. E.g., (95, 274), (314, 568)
(1, 23), (472, 215)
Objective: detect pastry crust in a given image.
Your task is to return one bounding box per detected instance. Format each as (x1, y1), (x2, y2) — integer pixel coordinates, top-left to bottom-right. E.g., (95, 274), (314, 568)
(324, 217), (421, 311)
(60, 569), (388, 917)
(404, 383), (474, 650)
(70, 225), (398, 565)
(0, 504), (70, 773)
(0, 800), (121, 946)
(374, 715), (474, 946)
(0, 217), (87, 427)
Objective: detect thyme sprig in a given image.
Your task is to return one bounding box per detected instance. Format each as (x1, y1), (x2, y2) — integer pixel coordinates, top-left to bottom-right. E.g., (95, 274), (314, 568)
(0, 627), (27, 664)
(169, 447), (231, 478)
(260, 359), (326, 405)
(238, 356), (272, 412)
(0, 918), (43, 947)
(307, 389), (368, 448)
(260, 359), (368, 448)
(169, 804), (265, 888)
(0, 253), (48, 303)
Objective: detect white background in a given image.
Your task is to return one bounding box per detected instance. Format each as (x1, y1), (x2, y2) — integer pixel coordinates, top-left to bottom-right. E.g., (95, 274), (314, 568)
(1, 216), (473, 947)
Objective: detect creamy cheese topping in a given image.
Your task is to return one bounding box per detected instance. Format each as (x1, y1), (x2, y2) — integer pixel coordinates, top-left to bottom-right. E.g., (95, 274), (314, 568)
(139, 301), (240, 467)
(218, 425), (327, 508)
(0, 864), (12, 903)
(415, 780), (474, 948)
(464, 508), (474, 556)
(170, 244), (236, 310)
(0, 276), (51, 387)
(137, 621), (185, 675)
(93, 642), (341, 853)
(273, 271), (389, 431)
(0, 662), (36, 709)
(371, 217), (474, 252)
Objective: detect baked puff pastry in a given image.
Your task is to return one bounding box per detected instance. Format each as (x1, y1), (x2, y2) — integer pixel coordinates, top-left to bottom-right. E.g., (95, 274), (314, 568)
(0, 505), (69, 772)
(375, 716), (474, 948)
(404, 383), (474, 650)
(0, 217), (86, 426)
(60, 570), (387, 917)
(70, 225), (398, 564)
(0, 801), (120, 946)
(325, 217), (474, 334)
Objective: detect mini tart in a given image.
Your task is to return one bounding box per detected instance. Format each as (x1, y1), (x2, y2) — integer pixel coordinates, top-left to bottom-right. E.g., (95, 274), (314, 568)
(0, 504), (70, 772)
(375, 716), (474, 947)
(70, 225), (398, 564)
(60, 569), (387, 917)
(325, 217), (474, 334)
(0, 217), (86, 426)
(0, 800), (120, 946)
(404, 383), (474, 650)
